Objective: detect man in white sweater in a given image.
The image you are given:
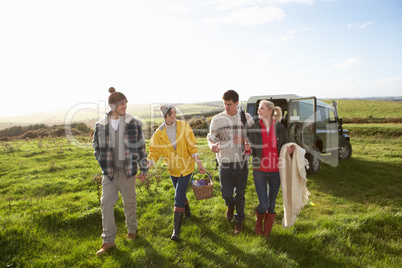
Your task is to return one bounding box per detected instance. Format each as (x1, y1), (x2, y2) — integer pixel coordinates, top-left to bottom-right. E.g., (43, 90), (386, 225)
(207, 90), (254, 234)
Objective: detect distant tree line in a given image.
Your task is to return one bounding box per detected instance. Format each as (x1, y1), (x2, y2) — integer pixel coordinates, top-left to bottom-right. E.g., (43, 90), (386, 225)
(0, 123), (93, 139)
(0, 110), (223, 140)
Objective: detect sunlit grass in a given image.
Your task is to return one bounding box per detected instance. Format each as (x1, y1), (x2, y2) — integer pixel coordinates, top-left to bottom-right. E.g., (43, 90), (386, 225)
(0, 134), (401, 267)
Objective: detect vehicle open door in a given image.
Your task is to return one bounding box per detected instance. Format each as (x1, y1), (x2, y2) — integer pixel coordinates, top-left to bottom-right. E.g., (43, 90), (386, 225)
(288, 97), (320, 174)
(288, 97), (316, 148)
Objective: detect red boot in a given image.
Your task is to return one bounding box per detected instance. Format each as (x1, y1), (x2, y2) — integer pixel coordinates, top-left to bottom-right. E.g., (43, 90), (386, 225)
(255, 209), (265, 236)
(263, 213), (276, 238)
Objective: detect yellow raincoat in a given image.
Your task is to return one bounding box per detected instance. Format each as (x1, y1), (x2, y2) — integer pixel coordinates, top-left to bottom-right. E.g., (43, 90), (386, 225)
(148, 120), (198, 177)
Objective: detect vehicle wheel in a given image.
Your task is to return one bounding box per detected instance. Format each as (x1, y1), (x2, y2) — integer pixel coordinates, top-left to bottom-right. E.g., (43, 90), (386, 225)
(339, 140), (352, 160)
(305, 148), (321, 175)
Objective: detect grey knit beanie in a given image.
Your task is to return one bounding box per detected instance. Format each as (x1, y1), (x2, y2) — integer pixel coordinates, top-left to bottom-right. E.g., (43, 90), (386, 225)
(160, 103), (175, 118)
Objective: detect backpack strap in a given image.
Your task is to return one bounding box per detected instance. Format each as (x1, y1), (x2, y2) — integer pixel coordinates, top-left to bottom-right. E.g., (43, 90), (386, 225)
(240, 109), (247, 129)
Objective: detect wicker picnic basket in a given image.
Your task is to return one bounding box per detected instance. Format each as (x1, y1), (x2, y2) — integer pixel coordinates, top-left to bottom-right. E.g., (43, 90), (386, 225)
(191, 171), (213, 200)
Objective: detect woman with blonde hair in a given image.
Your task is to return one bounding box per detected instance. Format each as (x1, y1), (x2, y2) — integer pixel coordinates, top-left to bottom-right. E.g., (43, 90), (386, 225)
(247, 100), (294, 238)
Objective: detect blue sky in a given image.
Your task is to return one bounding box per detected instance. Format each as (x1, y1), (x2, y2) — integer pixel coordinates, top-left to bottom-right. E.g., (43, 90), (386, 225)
(0, 0), (401, 117)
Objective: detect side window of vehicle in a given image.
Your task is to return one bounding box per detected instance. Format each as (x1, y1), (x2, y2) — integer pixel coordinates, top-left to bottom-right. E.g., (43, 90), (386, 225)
(316, 107), (327, 127)
(247, 105), (256, 118)
(329, 109), (336, 122)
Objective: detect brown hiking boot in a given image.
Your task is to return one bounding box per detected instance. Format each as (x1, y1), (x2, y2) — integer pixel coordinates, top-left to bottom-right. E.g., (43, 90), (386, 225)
(127, 233), (136, 240)
(234, 221), (243, 235)
(96, 242), (116, 256)
(225, 205), (234, 222)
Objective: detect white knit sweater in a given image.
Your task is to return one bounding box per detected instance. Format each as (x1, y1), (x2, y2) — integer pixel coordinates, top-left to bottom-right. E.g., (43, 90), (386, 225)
(207, 110), (253, 163)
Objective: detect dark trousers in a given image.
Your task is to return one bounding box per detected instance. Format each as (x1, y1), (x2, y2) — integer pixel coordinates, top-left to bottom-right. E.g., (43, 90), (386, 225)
(218, 162), (248, 222)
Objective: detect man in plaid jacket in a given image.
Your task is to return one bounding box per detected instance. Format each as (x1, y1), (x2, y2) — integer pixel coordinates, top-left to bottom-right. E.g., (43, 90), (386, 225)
(92, 87), (148, 256)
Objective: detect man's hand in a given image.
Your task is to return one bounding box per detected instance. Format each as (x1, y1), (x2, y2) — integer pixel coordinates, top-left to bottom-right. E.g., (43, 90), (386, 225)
(137, 174), (146, 183)
(146, 160), (154, 169)
(211, 142), (220, 153)
(233, 135), (246, 144)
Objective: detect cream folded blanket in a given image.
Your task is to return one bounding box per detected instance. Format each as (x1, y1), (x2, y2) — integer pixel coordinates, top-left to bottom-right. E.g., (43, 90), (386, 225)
(279, 142), (310, 228)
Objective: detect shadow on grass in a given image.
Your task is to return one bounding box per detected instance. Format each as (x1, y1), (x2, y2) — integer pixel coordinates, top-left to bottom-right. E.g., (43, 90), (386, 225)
(188, 215), (292, 267)
(308, 158), (402, 206)
(268, 231), (359, 268)
(104, 236), (171, 267)
(32, 206), (108, 238)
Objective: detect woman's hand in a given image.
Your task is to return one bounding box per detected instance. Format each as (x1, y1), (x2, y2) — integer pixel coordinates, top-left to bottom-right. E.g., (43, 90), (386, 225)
(287, 145), (295, 155)
(198, 164), (206, 174)
(245, 142), (251, 153)
(194, 154), (206, 174)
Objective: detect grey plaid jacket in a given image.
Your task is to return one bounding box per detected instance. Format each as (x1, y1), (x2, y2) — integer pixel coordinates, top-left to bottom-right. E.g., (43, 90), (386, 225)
(92, 113), (148, 180)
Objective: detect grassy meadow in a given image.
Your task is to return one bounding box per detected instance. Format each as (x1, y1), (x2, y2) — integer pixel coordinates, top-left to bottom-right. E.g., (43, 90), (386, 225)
(0, 99), (401, 267)
(321, 99), (402, 119)
(1, 128), (401, 267)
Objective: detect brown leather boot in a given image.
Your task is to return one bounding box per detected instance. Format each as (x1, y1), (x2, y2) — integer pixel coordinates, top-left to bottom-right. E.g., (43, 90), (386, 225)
(255, 209), (265, 236)
(234, 221), (243, 235)
(127, 233), (136, 240)
(96, 242), (116, 256)
(226, 205), (235, 222)
(263, 213), (276, 238)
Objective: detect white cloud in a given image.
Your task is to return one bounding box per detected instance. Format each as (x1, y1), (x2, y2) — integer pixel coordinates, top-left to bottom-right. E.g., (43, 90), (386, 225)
(286, 59), (301, 64)
(334, 77), (402, 97)
(376, 76), (402, 92)
(330, 57), (363, 70)
(359, 21), (373, 29)
(168, 6), (190, 14)
(377, 76), (402, 83)
(202, 0), (316, 27)
(254, 52), (272, 63)
(211, 0), (313, 11)
(265, 30), (295, 43)
(271, 0), (314, 4)
(215, 6), (286, 27)
(347, 21), (374, 29)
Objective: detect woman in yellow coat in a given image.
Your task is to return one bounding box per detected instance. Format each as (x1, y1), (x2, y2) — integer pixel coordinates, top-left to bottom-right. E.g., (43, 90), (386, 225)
(147, 104), (206, 241)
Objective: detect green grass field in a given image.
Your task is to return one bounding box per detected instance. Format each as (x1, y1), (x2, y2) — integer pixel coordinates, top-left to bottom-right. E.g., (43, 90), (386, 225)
(0, 126), (401, 267)
(345, 123), (401, 138)
(321, 99), (402, 119)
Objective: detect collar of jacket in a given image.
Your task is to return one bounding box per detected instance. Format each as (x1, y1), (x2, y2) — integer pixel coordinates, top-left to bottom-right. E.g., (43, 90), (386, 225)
(158, 120), (177, 132)
(97, 112), (133, 127)
(157, 120), (180, 149)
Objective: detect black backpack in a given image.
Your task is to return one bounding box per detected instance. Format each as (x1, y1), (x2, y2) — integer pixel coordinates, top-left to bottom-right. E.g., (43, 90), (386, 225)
(240, 109), (247, 130)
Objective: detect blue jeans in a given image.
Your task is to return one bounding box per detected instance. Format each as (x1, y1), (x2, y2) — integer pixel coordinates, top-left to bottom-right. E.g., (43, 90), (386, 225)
(253, 170), (280, 214)
(219, 162), (248, 222)
(171, 173), (192, 209)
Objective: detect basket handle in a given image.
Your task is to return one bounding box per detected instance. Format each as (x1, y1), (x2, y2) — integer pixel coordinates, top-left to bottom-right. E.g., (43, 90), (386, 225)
(191, 171), (213, 186)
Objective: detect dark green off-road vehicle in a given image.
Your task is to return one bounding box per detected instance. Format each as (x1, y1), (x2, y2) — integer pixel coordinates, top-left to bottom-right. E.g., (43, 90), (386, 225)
(246, 94), (352, 174)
